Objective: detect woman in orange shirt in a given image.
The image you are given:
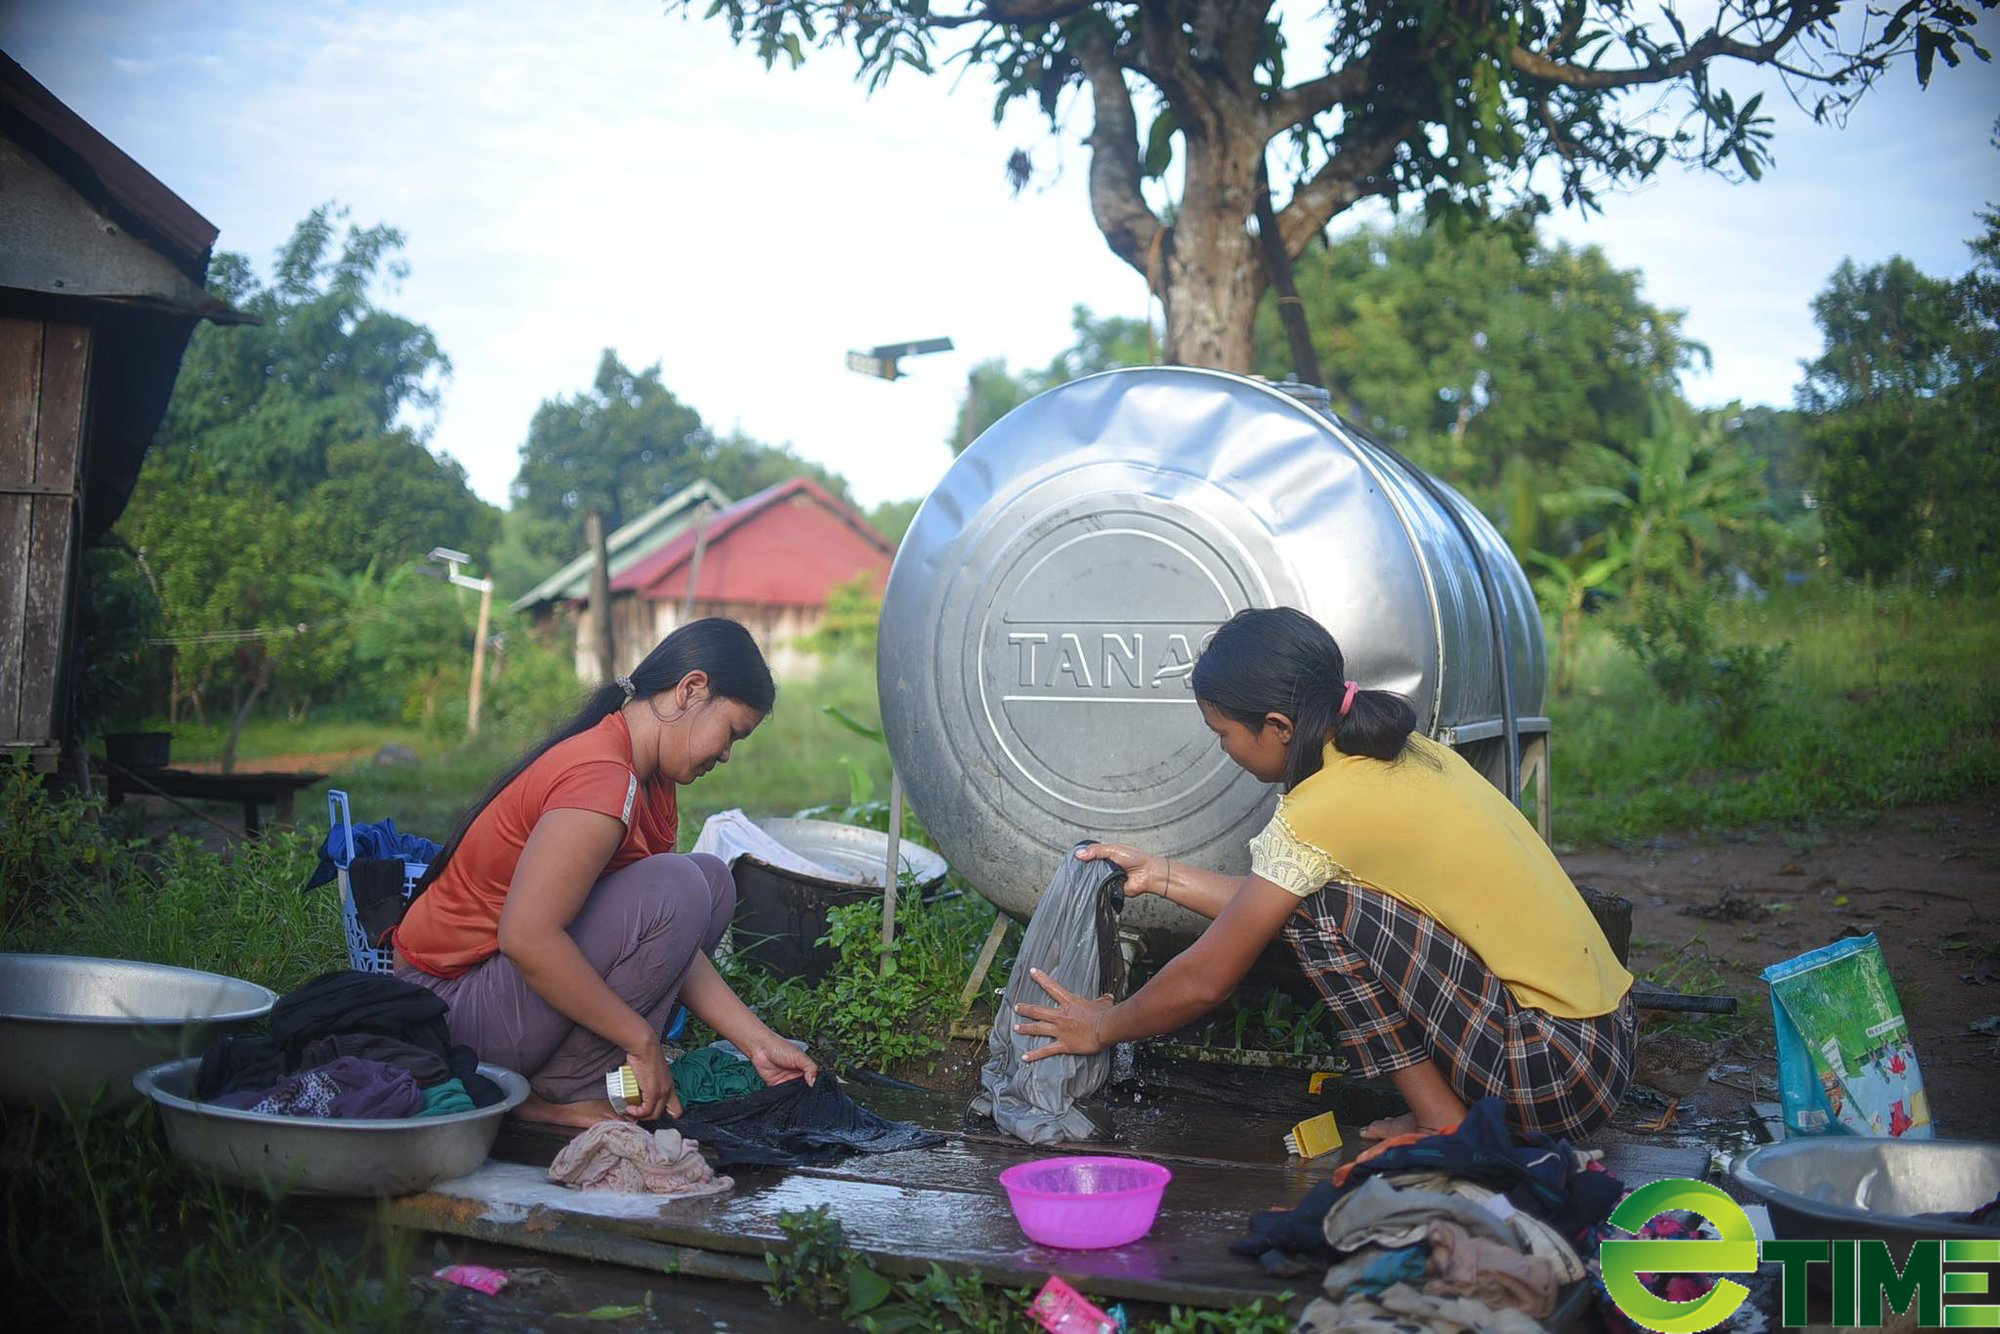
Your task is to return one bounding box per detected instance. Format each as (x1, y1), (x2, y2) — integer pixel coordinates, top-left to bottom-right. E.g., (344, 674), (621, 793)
(394, 618), (817, 1126)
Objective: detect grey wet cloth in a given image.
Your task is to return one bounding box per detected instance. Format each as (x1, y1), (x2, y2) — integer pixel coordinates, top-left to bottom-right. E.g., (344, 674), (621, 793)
(971, 844), (1126, 1144)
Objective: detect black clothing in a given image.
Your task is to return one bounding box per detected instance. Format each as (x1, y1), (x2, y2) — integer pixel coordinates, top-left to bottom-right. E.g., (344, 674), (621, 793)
(650, 1072), (943, 1169)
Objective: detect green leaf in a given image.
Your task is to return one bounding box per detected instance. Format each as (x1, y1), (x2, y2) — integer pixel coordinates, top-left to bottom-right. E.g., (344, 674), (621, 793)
(1143, 109), (1178, 179)
(820, 704), (886, 741)
(843, 1260), (894, 1319)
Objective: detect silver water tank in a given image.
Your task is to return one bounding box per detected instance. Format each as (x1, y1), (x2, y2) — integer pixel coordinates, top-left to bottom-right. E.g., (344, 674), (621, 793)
(878, 367), (1547, 936)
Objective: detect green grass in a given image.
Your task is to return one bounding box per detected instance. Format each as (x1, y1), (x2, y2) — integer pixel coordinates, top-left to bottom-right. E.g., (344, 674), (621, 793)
(0, 761), (401, 1327)
(1550, 585), (2000, 846)
(154, 655), (898, 850)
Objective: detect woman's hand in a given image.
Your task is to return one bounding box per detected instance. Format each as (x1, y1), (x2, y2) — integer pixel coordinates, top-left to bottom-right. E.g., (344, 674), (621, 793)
(1014, 968), (1115, 1063)
(1075, 842), (1169, 898)
(748, 1039), (819, 1088)
(624, 1041), (682, 1120)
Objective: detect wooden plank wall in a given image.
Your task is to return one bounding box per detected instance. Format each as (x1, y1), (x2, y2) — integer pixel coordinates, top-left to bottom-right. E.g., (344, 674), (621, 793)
(0, 316), (90, 752)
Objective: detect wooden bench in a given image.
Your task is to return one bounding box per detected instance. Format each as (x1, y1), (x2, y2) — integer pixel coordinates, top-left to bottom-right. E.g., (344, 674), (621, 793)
(105, 765), (327, 835)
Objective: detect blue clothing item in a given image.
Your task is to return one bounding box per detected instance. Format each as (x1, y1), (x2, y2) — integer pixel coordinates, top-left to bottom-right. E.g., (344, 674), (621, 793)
(306, 818), (443, 889)
(1355, 1245), (1430, 1294)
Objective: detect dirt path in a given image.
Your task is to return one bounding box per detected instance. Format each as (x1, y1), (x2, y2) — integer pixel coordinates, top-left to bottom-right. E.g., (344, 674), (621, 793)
(1562, 799), (2000, 1141)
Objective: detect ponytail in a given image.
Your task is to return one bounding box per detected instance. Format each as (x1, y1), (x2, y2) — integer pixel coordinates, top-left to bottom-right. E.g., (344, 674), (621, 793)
(1192, 606), (1417, 790)
(416, 617), (774, 891)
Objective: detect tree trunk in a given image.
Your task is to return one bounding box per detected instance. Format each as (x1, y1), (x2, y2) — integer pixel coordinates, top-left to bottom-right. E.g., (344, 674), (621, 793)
(220, 656), (275, 776)
(1160, 201), (1264, 368)
(586, 509), (615, 682)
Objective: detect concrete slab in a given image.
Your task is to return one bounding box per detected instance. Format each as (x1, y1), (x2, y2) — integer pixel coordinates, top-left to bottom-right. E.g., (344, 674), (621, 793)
(395, 1064), (1718, 1317)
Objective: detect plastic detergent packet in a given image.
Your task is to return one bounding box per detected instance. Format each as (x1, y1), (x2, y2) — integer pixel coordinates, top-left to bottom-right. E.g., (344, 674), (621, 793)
(1762, 933), (1931, 1139)
(1028, 1276), (1124, 1333)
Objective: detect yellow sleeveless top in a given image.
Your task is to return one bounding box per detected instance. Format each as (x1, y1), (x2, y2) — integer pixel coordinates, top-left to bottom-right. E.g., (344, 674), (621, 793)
(1248, 735), (1631, 1019)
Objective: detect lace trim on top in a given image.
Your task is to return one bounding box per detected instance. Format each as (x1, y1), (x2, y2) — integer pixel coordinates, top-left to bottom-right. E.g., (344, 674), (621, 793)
(1248, 806), (1353, 897)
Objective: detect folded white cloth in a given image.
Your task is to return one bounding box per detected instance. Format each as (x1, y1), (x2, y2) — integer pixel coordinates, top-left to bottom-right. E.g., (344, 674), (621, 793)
(690, 809), (867, 885)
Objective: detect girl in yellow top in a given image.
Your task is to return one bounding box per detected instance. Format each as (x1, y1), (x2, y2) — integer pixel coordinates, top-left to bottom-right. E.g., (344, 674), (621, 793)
(1016, 607), (1635, 1140)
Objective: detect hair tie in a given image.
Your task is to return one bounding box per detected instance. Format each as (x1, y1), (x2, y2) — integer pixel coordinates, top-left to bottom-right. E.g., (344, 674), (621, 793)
(1339, 680), (1360, 718)
(615, 675), (636, 701)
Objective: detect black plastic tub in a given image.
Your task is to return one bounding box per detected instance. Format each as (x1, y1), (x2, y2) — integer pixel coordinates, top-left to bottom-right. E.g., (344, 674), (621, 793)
(726, 819), (950, 982)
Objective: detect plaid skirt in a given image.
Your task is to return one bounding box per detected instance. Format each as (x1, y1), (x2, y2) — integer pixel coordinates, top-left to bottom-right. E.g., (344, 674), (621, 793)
(1281, 881), (1635, 1139)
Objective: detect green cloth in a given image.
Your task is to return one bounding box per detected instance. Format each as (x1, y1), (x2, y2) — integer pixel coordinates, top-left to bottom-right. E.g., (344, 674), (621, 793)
(416, 1078), (474, 1117)
(670, 1046), (761, 1106)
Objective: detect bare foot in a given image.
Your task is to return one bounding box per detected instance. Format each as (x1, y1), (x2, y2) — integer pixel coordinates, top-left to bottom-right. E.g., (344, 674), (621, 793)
(1360, 1111), (1451, 1141)
(1361, 1111), (1419, 1141)
(510, 1093), (618, 1129)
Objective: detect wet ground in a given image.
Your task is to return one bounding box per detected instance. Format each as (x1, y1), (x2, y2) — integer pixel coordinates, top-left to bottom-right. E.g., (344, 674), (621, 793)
(1566, 799), (2000, 1143)
(370, 1054), (1716, 1331)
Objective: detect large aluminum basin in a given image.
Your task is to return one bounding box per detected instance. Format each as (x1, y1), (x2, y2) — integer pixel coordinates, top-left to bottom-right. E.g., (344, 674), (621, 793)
(0, 953), (276, 1112)
(135, 1057), (529, 1198)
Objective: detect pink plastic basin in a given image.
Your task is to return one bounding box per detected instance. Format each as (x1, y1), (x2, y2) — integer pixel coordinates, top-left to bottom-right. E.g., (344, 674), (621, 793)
(999, 1156), (1172, 1250)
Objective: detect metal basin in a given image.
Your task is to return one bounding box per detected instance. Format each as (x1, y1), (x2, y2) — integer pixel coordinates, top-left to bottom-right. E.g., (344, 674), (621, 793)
(1732, 1137), (2000, 1245)
(0, 953), (277, 1113)
(134, 1057), (529, 1198)
(747, 817), (949, 891)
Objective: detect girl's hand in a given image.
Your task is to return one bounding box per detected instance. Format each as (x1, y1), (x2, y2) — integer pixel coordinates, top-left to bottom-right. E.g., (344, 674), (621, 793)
(749, 1038), (819, 1088)
(1076, 843), (1168, 897)
(1014, 968), (1114, 1063)
(624, 1041), (682, 1120)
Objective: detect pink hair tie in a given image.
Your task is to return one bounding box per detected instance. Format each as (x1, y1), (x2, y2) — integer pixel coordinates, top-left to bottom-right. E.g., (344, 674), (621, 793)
(1339, 680), (1360, 718)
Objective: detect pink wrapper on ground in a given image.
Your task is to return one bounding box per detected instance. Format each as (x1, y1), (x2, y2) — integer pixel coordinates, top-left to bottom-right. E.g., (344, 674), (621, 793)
(432, 1264), (510, 1294)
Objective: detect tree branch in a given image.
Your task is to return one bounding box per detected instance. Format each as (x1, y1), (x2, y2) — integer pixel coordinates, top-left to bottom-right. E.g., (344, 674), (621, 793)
(1262, 58), (1376, 135)
(1508, 11), (1823, 90)
(1273, 115), (1413, 257)
(927, 0), (1101, 29)
(1074, 31), (1163, 277)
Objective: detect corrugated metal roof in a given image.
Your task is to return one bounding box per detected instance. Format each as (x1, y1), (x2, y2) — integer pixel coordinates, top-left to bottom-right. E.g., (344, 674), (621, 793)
(510, 478), (734, 613)
(1, 51), (242, 315)
(614, 477), (893, 606)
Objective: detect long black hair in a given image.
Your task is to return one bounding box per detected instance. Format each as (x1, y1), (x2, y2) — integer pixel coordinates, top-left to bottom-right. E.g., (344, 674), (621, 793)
(416, 617), (775, 890)
(1191, 606), (1417, 790)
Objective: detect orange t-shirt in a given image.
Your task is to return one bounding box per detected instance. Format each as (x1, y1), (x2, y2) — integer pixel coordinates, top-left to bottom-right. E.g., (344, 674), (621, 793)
(394, 713), (679, 978)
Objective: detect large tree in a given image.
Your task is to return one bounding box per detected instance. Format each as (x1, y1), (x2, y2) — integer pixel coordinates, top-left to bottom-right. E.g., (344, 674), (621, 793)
(685, 0), (1988, 369)
(511, 350), (857, 569)
(1798, 232), (1999, 578)
(117, 206), (497, 753)
(1252, 218), (1699, 487)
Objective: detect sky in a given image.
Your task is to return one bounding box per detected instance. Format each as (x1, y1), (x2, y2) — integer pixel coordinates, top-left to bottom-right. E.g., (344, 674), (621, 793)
(3, 0), (1995, 513)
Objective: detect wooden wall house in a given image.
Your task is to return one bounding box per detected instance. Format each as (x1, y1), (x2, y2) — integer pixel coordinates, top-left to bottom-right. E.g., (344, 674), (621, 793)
(0, 53), (244, 769)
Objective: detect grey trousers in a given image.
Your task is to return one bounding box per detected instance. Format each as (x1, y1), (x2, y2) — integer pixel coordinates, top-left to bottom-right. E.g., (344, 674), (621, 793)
(397, 852), (734, 1103)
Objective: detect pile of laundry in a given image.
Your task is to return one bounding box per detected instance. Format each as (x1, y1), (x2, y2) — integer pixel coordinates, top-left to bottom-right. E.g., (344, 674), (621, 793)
(532, 1042), (943, 1199)
(1233, 1099), (1622, 1333)
(195, 970), (505, 1118)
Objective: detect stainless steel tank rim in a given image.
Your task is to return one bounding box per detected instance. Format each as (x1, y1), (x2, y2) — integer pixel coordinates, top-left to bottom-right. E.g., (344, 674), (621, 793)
(1334, 421), (1449, 733)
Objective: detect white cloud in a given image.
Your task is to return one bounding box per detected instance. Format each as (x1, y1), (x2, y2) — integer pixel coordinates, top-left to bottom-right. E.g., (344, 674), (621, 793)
(4, 0), (1994, 511)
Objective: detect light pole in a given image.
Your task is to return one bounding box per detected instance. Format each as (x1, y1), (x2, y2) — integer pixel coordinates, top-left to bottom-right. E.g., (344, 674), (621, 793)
(844, 337), (950, 967)
(430, 547), (494, 736)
